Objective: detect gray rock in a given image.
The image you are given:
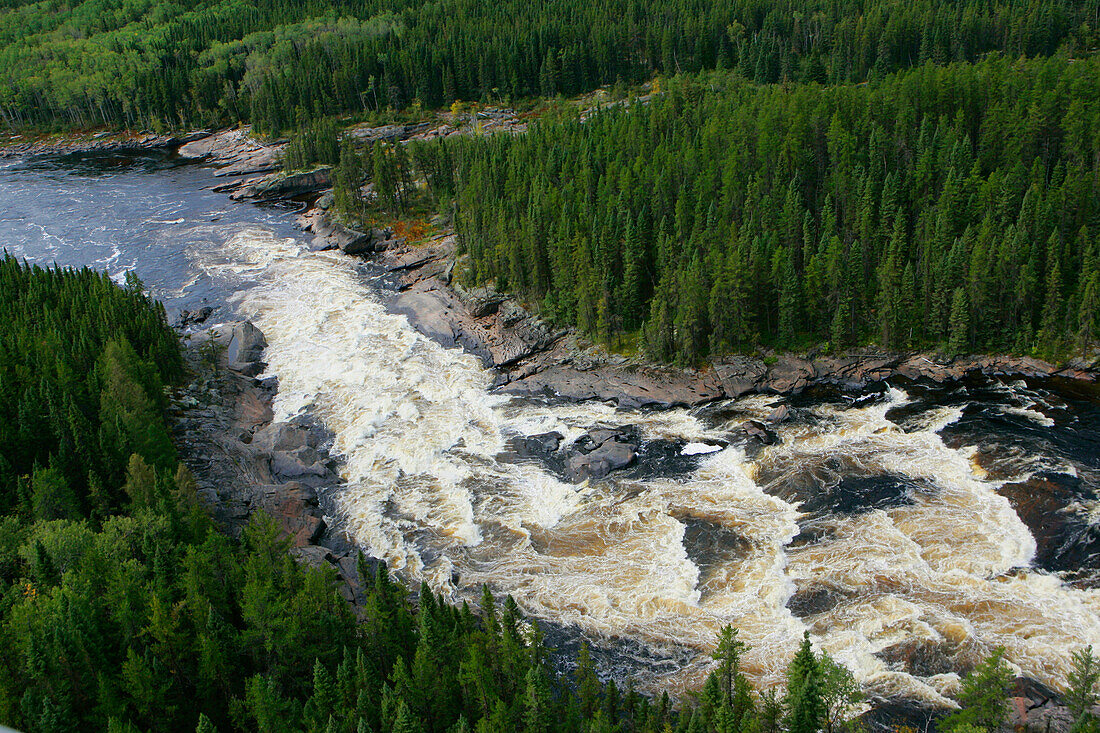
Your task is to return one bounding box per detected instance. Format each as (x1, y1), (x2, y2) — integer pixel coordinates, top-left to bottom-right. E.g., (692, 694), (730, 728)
(271, 449), (328, 479)
(227, 322), (266, 365)
(253, 422), (316, 453)
(456, 285), (505, 318)
(498, 300), (528, 326)
(291, 544), (334, 568)
(731, 420), (779, 448)
(765, 404), (791, 424)
(525, 431), (564, 454)
(173, 306), (214, 329)
(564, 426), (639, 482)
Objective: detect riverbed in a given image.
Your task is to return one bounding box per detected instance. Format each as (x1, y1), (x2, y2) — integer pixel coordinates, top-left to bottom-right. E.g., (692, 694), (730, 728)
(4, 150), (1099, 708)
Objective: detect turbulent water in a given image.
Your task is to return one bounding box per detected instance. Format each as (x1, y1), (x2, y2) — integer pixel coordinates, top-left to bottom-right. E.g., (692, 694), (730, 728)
(5, 153), (1100, 707)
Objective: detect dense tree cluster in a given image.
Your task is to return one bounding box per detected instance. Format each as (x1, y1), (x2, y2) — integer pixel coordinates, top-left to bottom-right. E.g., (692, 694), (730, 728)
(0, 256), (182, 517)
(0, 256), (874, 733)
(450, 56), (1100, 361)
(1, 0), (1098, 131)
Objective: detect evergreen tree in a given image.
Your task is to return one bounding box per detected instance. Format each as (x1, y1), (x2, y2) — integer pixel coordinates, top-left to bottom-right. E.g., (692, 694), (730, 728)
(940, 647), (1013, 733)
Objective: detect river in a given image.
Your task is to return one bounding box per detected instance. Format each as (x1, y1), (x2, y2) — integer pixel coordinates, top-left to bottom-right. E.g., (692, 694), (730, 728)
(3, 151), (1100, 708)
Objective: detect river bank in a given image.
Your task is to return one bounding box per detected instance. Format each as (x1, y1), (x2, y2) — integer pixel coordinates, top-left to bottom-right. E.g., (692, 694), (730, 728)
(335, 229), (1100, 408)
(7, 127), (1100, 725)
(5, 123), (1099, 410)
(171, 319), (381, 609)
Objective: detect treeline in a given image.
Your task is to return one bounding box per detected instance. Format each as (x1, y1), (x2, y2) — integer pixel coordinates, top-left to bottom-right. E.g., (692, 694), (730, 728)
(1, 254), (1099, 733)
(450, 55), (1100, 361)
(1, 0), (1099, 131)
(0, 255), (878, 733)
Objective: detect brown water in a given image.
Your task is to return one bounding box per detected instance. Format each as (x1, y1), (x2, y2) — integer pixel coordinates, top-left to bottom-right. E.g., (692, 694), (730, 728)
(6, 153), (1100, 709)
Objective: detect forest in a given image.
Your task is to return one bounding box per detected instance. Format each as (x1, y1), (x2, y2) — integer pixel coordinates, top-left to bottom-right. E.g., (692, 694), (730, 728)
(1, 0), (1098, 132)
(3, 258), (1099, 732)
(440, 55), (1100, 361)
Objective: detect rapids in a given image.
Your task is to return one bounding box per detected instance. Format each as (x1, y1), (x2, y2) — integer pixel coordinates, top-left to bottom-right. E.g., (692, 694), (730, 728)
(4, 152), (1100, 706)
(202, 228), (1100, 706)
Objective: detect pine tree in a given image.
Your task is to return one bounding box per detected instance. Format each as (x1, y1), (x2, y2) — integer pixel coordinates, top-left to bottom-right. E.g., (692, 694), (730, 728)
(785, 633), (822, 733)
(947, 287), (970, 356)
(1065, 647), (1100, 733)
(940, 647), (1013, 733)
(712, 626), (748, 703)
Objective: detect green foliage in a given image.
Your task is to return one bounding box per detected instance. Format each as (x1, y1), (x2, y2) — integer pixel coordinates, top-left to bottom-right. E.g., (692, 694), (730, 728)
(284, 115), (340, 172)
(785, 633), (823, 733)
(0, 0), (1097, 131)
(940, 647), (1014, 733)
(449, 56), (1100, 360)
(1066, 647), (1100, 733)
(0, 255), (181, 515)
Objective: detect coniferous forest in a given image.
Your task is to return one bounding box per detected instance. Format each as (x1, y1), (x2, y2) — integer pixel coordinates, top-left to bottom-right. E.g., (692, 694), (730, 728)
(449, 55), (1100, 361)
(0, 0), (1098, 132)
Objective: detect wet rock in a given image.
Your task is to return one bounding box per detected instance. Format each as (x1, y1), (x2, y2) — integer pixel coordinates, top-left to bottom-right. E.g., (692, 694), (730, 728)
(227, 321), (266, 368)
(730, 420), (779, 448)
(786, 583), (851, 618)
(173, 306), (214, 329)
(765, 404), (791, 424)
(270, 448), (329, 480)
(714, 356), (768, 398)
(877, 639), (958, 677)
(680, 517), (753, 569)
(252, 421), (321, 453)
(564, 426), (639, 482)
(763, 355), (817, 393)
(508, 431), (564, 458)
(998, 472), (1100, 574)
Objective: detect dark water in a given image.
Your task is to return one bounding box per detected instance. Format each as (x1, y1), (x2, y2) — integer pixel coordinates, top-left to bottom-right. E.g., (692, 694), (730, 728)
(0, 150), (300, 321)
(6, 152), (1100, 710)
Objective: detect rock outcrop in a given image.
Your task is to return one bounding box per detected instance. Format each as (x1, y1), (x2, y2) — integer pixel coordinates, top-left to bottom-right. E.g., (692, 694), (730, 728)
(301, 209), (396, 254)
(176, 126), (283, 176)
(230, 167), (332, 202)
(0, 130), (211, 159)
(174, 321), (381, 607)
(373, 234), (1100, 407)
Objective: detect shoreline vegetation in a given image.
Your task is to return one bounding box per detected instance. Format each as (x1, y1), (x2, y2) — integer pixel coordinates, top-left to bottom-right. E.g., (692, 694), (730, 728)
(0, 257), (1096, 733)
(3, 0), (1100, 729)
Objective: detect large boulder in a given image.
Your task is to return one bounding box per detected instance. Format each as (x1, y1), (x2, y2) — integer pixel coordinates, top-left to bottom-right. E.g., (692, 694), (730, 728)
(251, 420), (323, 454)
(227, 322), (266, 372)
(252, 482), (324, 547)
(564, 426), (639, 482)
(455, 284), (506, 318)
(311, 212), (392, 255)
(270, 447), (329, 481)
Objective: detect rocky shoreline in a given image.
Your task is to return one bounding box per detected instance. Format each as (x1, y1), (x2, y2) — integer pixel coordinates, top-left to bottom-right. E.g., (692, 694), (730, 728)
(357, 235), (1100, 409)
(172, 320), (379, 608)
(7, 126), (1098, 410)
(0, 129), (214, 158)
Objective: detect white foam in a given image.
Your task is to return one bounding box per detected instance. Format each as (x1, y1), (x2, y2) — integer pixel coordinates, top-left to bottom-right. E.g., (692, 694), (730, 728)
(200, 225), (1100, 704)
(681, 442), (724, 456)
